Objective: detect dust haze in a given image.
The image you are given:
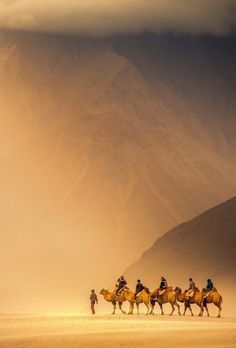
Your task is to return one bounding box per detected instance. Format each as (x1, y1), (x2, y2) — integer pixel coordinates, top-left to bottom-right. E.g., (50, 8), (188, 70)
(0, 31), (236, 314)
(0, 0), (235, 36)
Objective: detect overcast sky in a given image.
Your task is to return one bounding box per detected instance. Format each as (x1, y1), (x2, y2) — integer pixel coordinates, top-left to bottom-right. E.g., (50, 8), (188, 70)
(0, 0), (235, 37)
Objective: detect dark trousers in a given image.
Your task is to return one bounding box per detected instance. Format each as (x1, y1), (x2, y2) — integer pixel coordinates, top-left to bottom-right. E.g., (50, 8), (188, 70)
(91, 301), (96, 314)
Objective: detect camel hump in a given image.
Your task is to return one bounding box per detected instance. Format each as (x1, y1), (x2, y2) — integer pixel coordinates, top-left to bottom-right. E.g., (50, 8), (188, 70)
(195, 287), (200, 292)
(167, 286), (173, 291)
(151, 288), (159, 298)
(144, 287), (150, 294)
(212, 287), (218, 292)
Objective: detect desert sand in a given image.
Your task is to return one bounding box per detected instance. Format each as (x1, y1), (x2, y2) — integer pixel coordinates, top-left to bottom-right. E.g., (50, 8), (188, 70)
(0, 314), (236, 348)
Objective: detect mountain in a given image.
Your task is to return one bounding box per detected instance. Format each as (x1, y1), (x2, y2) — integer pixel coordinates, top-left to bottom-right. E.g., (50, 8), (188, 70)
(0, 30), (236, 312)
(125, 197), (236, 314)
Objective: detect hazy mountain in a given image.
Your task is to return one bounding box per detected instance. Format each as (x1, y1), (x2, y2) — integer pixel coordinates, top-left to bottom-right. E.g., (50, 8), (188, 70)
(125, 196), (236, 282)
(0, 31), (235, 312)
(125, 197), (236, 314)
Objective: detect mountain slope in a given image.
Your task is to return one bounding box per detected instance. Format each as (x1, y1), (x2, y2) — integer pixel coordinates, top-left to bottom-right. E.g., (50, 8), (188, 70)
(125, 197), (236, 290)
(0, 31), (236, 312)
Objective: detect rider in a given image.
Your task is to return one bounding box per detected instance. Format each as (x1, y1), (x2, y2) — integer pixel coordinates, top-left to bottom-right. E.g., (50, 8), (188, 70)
(206, 278), (214, 291)
(204, 278), (214, 298)
(116, 276), (127, 298)
(186, 278), (196, 300)
(159, 276), (168, 295)
(135, 279), (145, 299)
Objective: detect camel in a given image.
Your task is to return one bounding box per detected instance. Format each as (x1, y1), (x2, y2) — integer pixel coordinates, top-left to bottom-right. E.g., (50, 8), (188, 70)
(201, 288), (223, 318)
(100, 287), (126, 314)
(149, 287), (181, 316)
(122, 288), (151, 315)
(174, 287), (204, 316)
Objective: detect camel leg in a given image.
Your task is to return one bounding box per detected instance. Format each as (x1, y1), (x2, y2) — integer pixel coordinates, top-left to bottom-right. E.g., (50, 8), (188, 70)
(183, 300), (189, 316)
(128, 302), (134, 315)
(216, 303), (222, 318)
(184, 301), (193, 316)
(145, 303), (150, 316)
(136, 303), (140, 315)
(159, 303), (164, 315)
(218, 305), (222, 318)
(189, 304), (194, 316)
(131, 302), (135, 315)
(176, 302), (181, 315)
(128, 303), (132, 315)
(112, 302), (116, 315)
(170, 303), (175, 316)
(202, 299), (208, 317)
(118, 302), (126, 314)
(150, 303), (155, 315)
(149, 300), (155, 315)
(198, 303), (203, 317)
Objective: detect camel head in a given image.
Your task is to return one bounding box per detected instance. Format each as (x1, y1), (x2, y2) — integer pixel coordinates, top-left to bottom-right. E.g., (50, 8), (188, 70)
(100, 289), (107, 295)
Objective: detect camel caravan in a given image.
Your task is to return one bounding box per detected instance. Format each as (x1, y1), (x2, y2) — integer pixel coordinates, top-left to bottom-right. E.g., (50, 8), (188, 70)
(100, 276), (223, 317)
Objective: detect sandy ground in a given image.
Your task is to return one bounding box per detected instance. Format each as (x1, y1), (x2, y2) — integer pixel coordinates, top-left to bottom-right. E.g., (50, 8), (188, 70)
(0, 314), (236, 348)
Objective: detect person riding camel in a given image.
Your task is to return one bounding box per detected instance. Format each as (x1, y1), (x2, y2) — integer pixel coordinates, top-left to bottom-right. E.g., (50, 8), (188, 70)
(186, 278), (196, 300)
(115, 276), (127, 298)
(134, 279), (145, 299)
(204, 278), (214, 298)
(159, 277), (168, 295)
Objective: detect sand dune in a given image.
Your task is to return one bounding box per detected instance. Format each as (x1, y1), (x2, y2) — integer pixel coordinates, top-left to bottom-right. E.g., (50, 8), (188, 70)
(0, 314), (236, 348)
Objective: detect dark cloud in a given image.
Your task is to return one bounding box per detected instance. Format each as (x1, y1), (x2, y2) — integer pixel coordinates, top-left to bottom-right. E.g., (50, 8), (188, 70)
(0, 0), (235, 36)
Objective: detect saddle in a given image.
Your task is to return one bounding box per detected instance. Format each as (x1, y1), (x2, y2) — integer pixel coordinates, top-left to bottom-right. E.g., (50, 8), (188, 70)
(159, 289), (166, 296)
(117, 285), (129, 296)
(202, 287), (217, 298)
(156, 286), (172, 297)
(186, 289), (195, 298)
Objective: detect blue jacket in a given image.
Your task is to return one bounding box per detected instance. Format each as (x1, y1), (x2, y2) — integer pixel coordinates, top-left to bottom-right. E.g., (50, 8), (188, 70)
(206, 281), (213, 291)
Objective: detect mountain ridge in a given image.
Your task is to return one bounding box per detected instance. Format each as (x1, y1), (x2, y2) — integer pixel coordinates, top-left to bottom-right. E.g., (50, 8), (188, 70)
(125, 196), (236, 286)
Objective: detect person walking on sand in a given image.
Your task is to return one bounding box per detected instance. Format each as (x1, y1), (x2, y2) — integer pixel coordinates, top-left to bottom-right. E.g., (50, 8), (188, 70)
(90, 289), (98, 315)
